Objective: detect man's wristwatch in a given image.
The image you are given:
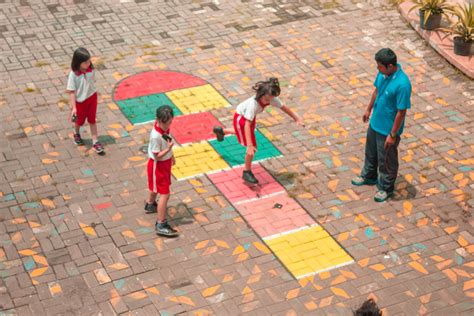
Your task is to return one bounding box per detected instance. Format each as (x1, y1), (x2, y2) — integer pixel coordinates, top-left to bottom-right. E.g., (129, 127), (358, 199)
(389, 132), (396, 138)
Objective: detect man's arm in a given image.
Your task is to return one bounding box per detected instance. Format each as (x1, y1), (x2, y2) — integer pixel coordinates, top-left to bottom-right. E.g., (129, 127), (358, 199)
(384, 109), (407, 149)
(363, 88), (377, 123)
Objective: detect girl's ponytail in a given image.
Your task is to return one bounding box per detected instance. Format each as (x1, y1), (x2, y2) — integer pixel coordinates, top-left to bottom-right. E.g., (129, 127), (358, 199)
(253, 77), (281, 101)
(268, 77), (279, 87)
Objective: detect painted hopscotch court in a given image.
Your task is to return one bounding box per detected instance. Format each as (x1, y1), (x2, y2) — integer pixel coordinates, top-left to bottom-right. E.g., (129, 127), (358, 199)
(113, 71), (354, 279)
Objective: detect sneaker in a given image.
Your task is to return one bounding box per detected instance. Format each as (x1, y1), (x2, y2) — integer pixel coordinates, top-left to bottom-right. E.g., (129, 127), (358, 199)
(374, 190), (393, 202)
(351, 176), (377, 186)
(213, 126), (225, 142)
(144, 201), (157, 214)
(242, 170), (259, 184)
(73, 133), (84, 146)
(93, 142), (104, 154)
(155, 221), (179, 237)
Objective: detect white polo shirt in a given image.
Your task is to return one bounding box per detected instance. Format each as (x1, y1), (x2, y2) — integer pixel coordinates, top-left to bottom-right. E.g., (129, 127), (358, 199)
(235, 96), (283, 121)
(66, 68), (96, 102)
(148, 124), (174, 161)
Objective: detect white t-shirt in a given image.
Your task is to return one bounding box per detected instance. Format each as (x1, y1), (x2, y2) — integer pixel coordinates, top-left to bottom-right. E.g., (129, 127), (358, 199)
(235, 96), (283, 121)
(66, 68), (97, 102)
(148, 124), (174, 161)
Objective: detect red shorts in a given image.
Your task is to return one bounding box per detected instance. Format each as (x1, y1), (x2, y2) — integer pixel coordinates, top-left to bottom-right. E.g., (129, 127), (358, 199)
(147, 158), (172, 194)
(233, 113), (256, 147)
(76, 93), (97, 126)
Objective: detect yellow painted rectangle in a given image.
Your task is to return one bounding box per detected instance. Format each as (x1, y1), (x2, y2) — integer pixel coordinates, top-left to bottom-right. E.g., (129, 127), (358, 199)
(166, 84), (230, 114)
(172, 142), (229, 179)
(265, 226), (353, 279)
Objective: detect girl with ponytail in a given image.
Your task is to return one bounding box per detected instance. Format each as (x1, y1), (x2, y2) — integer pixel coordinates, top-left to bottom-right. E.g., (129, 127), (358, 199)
(213, 77), (304, 184)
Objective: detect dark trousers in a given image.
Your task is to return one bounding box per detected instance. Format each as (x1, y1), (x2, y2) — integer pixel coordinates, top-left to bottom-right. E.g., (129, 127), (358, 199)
(361, 126), (400, 193)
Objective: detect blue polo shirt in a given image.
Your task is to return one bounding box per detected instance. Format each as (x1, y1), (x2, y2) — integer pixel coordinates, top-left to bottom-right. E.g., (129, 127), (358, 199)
(370, 64), (411, 136)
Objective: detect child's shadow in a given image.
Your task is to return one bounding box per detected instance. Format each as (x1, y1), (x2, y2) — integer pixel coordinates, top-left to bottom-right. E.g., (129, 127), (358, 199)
(168, 203), (195, 226)
(83, 135), (116, 155)
(392, 176), (417, 201)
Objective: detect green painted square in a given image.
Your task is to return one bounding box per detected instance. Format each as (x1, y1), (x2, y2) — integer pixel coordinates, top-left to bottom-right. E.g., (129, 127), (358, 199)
(116, 93), (182, 125)
(209, 129), (281, 166)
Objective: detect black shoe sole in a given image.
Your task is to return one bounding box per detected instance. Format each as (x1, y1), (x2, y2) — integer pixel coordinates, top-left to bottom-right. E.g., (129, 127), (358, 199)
(242, 178), (259, 185)
(144, 203), (157, 214)
(213, 127), (224, 142)
(156, 231), (179, 237)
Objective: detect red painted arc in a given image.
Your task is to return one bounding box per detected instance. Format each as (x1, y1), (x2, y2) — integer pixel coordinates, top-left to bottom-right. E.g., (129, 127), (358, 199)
(113, 71), (208, 101)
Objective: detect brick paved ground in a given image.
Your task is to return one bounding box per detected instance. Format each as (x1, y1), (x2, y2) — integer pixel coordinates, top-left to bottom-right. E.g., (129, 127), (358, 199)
(1, 0), (473, 315)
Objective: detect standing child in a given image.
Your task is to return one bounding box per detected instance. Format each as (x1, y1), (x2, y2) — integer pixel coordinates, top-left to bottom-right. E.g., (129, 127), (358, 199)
(66, 47), (104, 154)
(213, 77), (304, 184)
(145, 105), (178, 237)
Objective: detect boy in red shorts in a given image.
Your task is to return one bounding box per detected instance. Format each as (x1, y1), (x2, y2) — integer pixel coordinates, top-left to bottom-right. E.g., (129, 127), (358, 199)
(144, 105), (178, 237)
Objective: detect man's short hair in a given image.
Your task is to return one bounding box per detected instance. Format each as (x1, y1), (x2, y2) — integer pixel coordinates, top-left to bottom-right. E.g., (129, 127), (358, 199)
(375, 48), (397, 67)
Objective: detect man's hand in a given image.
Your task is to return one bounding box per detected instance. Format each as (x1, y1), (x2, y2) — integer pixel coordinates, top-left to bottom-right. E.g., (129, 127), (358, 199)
(362, 110), (371, 123)
(384, 134), (395, 150)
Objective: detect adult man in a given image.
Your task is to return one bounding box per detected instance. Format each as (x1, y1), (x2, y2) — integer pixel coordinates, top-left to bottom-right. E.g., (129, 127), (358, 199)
(352, 48), (412, 202)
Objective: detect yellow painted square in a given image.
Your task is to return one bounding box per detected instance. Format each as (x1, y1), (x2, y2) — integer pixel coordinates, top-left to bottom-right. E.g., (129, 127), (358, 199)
(166, 84), (230, 114)
(265, 226), (352, 278)
(172, 142), (229, 179)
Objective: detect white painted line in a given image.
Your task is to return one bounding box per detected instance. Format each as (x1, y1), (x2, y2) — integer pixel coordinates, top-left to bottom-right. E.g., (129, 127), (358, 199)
(233, 191), (287, 205)
(229, 155), (284, 168)
(174, 166), (232, 181)
(133, 120), (154, 126)
(262, 223), (320, 241)
(295, 260), (355, 279)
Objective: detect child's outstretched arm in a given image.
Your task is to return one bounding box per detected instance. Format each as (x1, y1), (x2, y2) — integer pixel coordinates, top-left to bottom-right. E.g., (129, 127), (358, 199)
(280, 105), (305, 127)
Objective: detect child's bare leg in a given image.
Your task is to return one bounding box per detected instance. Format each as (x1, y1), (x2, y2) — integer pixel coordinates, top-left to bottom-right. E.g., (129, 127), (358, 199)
(157, 194), (170, 222)
(147, 192), (158, 204)
(90, 123), (98, 143)
(244, 152), (254, 171)
(223, 128), (235, 135)
(74, 123), (80, 134)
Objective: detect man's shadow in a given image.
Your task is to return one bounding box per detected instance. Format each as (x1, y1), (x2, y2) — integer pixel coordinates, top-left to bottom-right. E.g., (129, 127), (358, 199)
(391, 175), (417, 200)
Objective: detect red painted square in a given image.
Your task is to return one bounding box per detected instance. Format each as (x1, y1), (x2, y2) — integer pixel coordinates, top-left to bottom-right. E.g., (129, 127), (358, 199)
(236, 195), (316, 238)
(172, 112), (223, 144)
(208, 164), (285, 204)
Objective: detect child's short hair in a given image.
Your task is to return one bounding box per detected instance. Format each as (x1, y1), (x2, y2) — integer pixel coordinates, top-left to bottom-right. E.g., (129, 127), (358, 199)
(156, 105), (174, 123)
(253, 77), (280, 101)
(354, 299), (382, 316)
(71, 47), (93, 72)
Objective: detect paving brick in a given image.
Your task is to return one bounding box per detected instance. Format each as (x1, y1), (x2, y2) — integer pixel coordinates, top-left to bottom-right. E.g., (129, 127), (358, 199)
(1, 0), (472, 314)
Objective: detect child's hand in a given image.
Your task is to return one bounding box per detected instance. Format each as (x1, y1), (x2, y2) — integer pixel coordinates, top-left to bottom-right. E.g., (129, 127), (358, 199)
(296, 118), (305, 128)
(246, 145), (257, 156)
(172, 156), (176, 165)
(70, 108), (77, 123)
(166, 139), (174, 150)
